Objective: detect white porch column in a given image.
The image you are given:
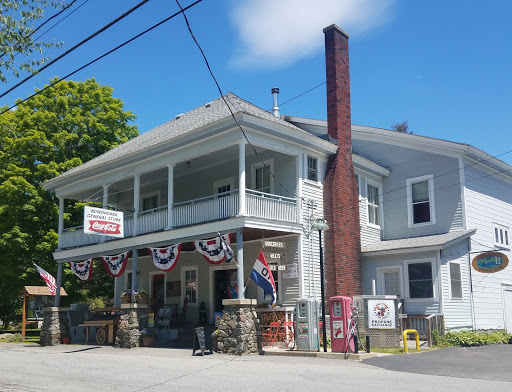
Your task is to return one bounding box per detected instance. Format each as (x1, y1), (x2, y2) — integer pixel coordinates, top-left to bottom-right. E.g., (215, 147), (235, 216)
(133, 174), (140, 236)
(238, 141), (246, 216)
(167, 164), (174, 229)
(57, 197), (64, 249)
(236, 229), (245, 299)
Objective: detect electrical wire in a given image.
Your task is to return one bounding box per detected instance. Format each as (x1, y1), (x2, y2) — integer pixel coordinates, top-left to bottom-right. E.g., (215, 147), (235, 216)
(0, 0), (205, 117)
(267, 81), (326, 112)
(0, 0), (151, 100)
(175, 0), (294, 197)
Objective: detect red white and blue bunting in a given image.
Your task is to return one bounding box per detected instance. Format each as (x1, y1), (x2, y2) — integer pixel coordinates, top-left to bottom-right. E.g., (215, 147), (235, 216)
(148, 244), (181, 271)
(194, 233), (234, 265)
(101, 252), (130, 277)
(69, 259), (93, 281)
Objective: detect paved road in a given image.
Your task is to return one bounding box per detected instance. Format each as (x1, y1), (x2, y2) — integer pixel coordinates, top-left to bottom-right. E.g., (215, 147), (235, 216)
(1, 343), (511, 392)
(364, 344), (512, 382)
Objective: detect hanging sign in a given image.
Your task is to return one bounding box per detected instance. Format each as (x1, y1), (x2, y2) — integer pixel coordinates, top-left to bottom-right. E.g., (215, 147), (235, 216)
(367, 299), (396, 329)
(264, 241), (284, 248)
(84, 206), (124, 238)
(472, 252), (509, 273)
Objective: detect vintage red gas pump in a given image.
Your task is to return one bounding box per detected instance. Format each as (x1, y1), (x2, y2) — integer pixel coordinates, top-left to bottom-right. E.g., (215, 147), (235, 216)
(329, 296), (354, 353)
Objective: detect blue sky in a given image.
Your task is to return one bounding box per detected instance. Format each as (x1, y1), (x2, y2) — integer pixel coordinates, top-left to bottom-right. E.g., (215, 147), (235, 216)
(2, 0), (512, 163)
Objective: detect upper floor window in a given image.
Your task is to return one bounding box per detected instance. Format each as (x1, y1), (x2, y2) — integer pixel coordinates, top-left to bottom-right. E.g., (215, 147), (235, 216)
(366, 182), (380, 227)
(407, 175), (435, 227)
(252, 160), (273, 194)
(493, 223), (509, 248)
(307, 156), (318, 182)
(407, 261), (434, 299)
(141, 191), (160, 212)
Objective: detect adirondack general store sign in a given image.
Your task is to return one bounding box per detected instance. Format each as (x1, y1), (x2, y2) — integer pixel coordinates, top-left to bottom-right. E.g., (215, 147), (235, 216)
(84, 206), (124, 238)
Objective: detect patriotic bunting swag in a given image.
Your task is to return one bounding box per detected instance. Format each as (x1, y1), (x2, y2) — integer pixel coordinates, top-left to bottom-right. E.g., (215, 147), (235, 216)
(69, 259), (94, 281)
(33, 262), (57, 295)
(101, 252), (129, 277)
(194, 234), (233, 265)
(148, 244), (181, 271)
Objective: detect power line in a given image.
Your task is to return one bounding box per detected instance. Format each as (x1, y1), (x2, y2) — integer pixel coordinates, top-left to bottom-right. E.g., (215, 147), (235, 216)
(0, 0), (151, 100)
(267, 81), (326, 112)
(175, 0), (294, 197)
(0, 0), (205, 117)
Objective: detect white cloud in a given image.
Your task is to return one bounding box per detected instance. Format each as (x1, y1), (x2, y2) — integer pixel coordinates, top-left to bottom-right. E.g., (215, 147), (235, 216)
(229, 0), (395, 69)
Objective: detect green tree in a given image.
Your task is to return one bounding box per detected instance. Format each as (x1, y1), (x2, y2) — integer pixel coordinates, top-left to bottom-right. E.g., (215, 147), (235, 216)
(0, 78), (138, 324)
(0, 0), (71, 83)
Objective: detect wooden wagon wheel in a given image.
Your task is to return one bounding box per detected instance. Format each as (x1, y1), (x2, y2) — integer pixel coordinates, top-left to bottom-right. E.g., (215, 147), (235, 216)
(96, 327), (107, 345)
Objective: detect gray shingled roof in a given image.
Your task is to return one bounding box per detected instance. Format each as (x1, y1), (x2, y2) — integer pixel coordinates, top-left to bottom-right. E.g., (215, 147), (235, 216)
(47, 93), (309, 183)
(362, 230), (476, 254)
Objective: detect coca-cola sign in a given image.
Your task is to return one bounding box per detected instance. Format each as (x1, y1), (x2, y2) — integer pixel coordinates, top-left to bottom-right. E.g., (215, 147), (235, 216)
(84, 206), (124, 238)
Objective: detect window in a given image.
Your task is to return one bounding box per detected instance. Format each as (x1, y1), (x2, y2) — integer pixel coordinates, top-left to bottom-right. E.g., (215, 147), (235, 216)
(493, 223), (509, 248)
(252, 160), (273, 194)
(407, 262), (433, 299)
(183, 267), (197, 304)
(449, 262), (462, 299)
(407, 175), (435, 226)
(366, 182), (380, 227)
(307, 156), (318, 182)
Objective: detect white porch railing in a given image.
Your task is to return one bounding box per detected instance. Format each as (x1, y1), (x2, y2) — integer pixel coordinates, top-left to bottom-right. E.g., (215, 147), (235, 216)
(246, 189), (298, 223)
(174, 190), (238, 227)
(60, 189), (298, 249)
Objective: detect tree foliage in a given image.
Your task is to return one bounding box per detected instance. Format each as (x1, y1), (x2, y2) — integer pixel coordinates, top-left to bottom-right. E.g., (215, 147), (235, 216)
(0, 78), (138, 321)
(0, 1), (71, 83)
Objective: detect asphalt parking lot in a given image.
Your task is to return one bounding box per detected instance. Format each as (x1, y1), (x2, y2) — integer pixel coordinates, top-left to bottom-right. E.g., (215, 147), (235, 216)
(363, 344), (512, 382)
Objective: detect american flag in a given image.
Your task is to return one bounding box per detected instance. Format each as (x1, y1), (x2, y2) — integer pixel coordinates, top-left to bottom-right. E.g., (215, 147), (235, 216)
(34, 263), (57, 295)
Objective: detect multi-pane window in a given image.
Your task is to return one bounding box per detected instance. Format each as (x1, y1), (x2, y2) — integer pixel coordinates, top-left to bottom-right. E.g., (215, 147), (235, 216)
(367, 183), (380, 226)
(493, 223), (509, 248)
(383, 271), (401, 296)
(184, 268), (197, 304)
(252, 160), (273, 193)
(142, 195), (158, 211)
(407, 175), (435, 226)
(307, 156), (318, 182)
(450, 263), (462, 299)
(408, 262), (433, 299)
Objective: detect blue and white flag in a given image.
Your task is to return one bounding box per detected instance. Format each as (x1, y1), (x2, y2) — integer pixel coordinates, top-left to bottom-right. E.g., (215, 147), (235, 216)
(250, 251), (277, 304)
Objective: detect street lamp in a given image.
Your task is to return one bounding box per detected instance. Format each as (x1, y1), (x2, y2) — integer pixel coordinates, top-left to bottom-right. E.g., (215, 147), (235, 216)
(312, 217), (329, 352)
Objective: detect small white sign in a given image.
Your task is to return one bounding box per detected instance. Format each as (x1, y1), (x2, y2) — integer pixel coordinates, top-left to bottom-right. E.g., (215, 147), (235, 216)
(84, 206), (124, 238)
(367, 299), (396, 329)
(282, 263), (299, 279)
(332, 320), (344, 339)
(264, 241), (284, 248)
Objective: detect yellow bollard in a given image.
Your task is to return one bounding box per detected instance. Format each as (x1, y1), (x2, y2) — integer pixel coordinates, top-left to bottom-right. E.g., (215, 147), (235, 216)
(403, 329), (420, 353)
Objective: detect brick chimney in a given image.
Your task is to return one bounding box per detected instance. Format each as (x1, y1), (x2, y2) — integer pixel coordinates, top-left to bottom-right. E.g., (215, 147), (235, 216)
(322, 24), (362, 299)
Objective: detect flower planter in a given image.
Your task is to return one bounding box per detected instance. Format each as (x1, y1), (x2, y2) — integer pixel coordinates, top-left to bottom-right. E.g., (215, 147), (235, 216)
(62, 336), (71, 344)
(135, 294), (149, 303)
(121, 295), (131, 303)
(142, 336), (155, 347)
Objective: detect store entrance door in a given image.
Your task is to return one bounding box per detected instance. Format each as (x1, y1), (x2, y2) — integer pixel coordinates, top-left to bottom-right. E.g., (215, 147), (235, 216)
(151, 273), (165, 314)
(214, 269), (237, 312)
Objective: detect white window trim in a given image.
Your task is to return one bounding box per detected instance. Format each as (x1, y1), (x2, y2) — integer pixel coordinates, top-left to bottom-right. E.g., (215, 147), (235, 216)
(376, 265), (403, 298)
(448, 261), (463, 300)
(213, 177), (235, 195)
(404, 259), (436, 300)
(365, 178), (383, 229)
(306, 155), (319, 183)
(492, 223), (510, 249)
(406, 174), (436, 228)
(125, 269), (132, 290)
(355, 174), (362, 200)
(181, 266), (198, 306)
(140, 190), (161, 212)
(251, 159), (274, 193)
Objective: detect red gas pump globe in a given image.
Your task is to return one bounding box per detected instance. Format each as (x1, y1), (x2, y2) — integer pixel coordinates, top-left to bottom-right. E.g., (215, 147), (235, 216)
(329, 296), (354, 353)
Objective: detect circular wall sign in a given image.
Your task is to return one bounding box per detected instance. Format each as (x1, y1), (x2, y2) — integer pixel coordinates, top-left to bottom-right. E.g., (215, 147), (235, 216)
(472, 252), (509, 273)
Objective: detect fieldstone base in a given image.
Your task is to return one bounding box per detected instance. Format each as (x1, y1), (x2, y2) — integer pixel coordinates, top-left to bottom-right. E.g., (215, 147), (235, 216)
(115, 303), (148, 348)
(217, 299), (260, 355)
(40, 307), (70, 346)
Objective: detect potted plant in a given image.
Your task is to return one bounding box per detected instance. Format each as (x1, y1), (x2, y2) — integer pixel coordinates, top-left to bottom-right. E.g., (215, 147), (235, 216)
(133, 289), (149, 303)
(121, 290), (131, 303)
(140, 328), (156, 347)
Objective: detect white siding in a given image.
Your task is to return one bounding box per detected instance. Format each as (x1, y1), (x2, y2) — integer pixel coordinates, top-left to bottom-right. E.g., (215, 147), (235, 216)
(440, 240), (473, 330)
(464, 163), (512, 329)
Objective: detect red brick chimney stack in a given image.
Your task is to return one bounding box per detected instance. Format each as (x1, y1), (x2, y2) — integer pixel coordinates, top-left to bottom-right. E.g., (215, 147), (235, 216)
(322, 24), (362, 299)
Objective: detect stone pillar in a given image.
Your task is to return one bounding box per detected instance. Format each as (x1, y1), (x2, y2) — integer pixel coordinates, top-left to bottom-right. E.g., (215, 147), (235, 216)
(115, 303), (148, 348)
(40, 307), (70, 346)
(216, 299), (260, 355)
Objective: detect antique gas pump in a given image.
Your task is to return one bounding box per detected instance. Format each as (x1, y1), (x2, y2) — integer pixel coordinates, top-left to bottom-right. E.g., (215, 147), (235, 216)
(329, 296), (354, 353)
(295, 298), (319, 351)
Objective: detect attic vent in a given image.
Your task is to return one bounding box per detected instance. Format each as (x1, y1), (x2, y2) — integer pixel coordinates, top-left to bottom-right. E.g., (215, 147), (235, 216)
(175, 113), (184, 119)
(205, 103), (211, 108)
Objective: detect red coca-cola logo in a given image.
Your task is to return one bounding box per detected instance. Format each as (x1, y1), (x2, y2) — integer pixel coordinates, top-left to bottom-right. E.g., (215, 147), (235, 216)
(88, 220), (121, 234)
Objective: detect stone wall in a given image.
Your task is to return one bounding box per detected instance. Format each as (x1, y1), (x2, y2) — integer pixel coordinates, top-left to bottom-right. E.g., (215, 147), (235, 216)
(40, 307), (70, 346)
(115, 303), (148, 348)
(217, 299), (260, 355)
